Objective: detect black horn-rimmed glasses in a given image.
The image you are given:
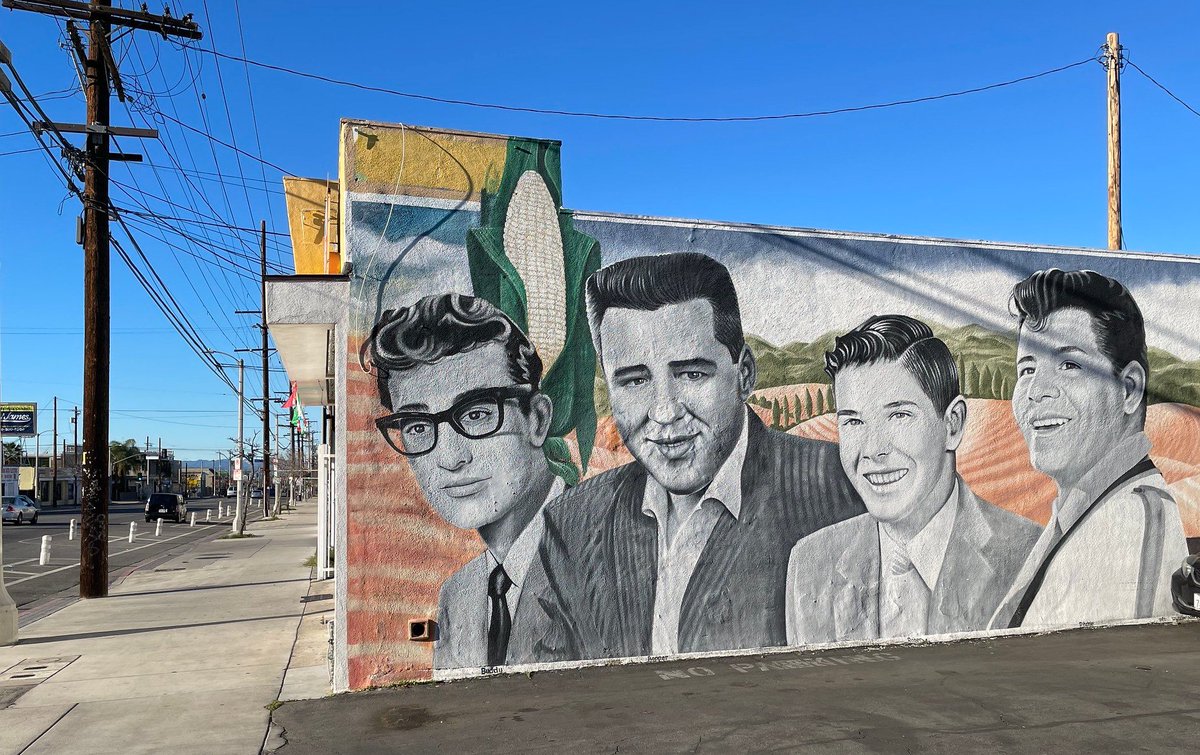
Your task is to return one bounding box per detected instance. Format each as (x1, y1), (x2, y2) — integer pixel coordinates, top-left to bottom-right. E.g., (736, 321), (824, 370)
(375, 385), (532, 457)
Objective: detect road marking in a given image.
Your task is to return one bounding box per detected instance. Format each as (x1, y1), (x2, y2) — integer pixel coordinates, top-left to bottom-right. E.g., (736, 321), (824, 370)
(5, 525), (222, 586)
(652, 652), (903, 681)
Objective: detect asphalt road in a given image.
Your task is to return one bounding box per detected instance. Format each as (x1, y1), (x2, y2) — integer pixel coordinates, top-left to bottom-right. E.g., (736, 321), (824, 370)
(1, 496), (251, 607)
(271, 620), (1200, 754)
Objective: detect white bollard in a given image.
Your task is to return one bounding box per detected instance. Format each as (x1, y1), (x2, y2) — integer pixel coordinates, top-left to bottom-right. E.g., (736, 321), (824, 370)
(218, 504), (224, 518)
(155, 518), (162, 537)
(69, 519), (76, 541)
(39, 536), (51, 566)
(128, 522), (136, 543)
(190, 511), (196, 527)
(205, 509), (210, 523)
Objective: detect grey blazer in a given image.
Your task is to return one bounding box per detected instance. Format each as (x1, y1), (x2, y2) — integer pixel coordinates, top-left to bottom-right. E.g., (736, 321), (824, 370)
(786, 478), (1041, 644)
(510, 413), (865, 664)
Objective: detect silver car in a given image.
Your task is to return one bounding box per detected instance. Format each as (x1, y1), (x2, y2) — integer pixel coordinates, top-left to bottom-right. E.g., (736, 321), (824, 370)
(2, 495), (40, 525)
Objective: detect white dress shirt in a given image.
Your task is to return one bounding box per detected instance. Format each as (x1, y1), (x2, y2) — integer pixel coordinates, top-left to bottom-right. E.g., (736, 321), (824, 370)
(877, 481), (959, 638)
(642, 414), (749, 656)
(991, 432), (1187, 629)
(433, 476), (565, 669)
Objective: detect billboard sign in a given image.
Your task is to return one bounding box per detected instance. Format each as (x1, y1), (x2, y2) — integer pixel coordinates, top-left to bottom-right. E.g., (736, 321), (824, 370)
(0, 403), (37, 437)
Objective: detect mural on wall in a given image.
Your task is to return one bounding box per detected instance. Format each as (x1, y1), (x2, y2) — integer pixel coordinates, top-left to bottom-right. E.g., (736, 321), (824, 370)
(786, 315), (1041, 644)
(342, 122), (1200, 687)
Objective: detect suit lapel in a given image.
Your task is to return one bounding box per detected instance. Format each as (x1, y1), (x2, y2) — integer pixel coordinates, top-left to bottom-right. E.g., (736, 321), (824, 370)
(931, 482), (997, 633)
(678, 415), (770, 650)
(832, 517), (881, 641)
(609, 466), (658, 655)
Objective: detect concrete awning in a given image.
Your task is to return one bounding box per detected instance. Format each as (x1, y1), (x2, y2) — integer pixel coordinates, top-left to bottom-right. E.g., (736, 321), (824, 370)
(266, 276), (349, 408)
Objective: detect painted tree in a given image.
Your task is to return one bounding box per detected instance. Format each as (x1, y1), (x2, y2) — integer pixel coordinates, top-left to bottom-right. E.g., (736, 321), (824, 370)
(966, 363), (980, 397)
(990, 367), (1004, 399)
(815, 386), (826, 416)
(803, 389), (814, 420)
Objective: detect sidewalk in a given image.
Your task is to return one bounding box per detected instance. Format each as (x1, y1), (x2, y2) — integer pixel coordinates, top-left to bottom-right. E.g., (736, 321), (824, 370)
(0, 502), (327, 754)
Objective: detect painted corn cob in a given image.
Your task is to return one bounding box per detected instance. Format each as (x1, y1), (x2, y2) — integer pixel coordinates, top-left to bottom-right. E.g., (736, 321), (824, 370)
(503, 170), (567, 371)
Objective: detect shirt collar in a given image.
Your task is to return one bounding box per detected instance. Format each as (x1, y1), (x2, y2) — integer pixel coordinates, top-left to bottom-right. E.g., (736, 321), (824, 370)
(879, 479), (960, 591)
(641, 408), (750, 522)
(1054, 431), (1152, 532)
(487, 475), (565, 590)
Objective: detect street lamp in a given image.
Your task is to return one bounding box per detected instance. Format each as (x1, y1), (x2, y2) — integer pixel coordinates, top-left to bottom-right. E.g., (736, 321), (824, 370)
(206, 350), (247, 535)
(30, 429), (54, 501)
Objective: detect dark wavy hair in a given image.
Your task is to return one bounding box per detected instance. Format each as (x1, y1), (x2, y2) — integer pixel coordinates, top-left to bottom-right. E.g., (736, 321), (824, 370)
(1009, 268), (1147, 380)
(362, 293), (542, 411)
(585, 252), (744, 363)
(825, 314), (959, 414)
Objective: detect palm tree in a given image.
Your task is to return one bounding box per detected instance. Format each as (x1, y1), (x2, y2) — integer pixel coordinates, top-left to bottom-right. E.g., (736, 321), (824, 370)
(109, 439), (143, 479)
(2, 441), (22, 466)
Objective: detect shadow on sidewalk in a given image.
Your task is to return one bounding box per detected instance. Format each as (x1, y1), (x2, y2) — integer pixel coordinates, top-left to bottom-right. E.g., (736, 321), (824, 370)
(114, 578), (311, 598)
(17, 611), (312, 645)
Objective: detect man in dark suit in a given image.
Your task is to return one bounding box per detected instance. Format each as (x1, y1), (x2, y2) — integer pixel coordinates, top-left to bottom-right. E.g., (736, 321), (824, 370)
(510, 252), (864, 664)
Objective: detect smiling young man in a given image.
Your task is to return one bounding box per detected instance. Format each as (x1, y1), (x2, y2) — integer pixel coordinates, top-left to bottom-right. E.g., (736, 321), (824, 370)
(785, 315), (1039, 644)
(365, 293), (563, 670)
(991, 269), (1188, 629)
(509, 252), (864, 664)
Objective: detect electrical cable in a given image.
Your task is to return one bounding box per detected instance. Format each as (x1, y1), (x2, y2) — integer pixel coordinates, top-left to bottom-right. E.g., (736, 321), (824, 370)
(1126, 59), (1200, 119)
(181, 44), (1100, 123)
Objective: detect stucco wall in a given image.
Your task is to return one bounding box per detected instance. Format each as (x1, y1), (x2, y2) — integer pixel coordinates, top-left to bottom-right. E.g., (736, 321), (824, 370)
(337, 121), (1199, 689)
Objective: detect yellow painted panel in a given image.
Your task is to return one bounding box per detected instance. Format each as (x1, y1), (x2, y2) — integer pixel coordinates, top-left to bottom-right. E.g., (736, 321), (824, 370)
(339, 121), (509, 202)
(283, 177), (341, 275)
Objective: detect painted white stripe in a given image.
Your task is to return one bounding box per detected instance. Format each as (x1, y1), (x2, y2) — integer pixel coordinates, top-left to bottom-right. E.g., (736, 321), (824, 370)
(345, 191), (480, 213)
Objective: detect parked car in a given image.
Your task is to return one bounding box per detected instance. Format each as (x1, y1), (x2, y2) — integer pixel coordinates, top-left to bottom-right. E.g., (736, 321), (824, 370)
(2, 495), (39, 525)
(1172, 554), (1200, 618)
(145, 492), (187, 523)
(225, 487), (236, 498)
(249, 488), (263, 500)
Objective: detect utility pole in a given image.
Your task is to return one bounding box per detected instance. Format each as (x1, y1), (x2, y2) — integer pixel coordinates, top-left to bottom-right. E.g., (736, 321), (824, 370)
(4, 0), (202, 600)
(72, 405), (79, 504)
(235, 358), (246, 534)
(50, 396), (57, 506)
(261, 220), (271, 519)
(1105, 31), (1122, 251)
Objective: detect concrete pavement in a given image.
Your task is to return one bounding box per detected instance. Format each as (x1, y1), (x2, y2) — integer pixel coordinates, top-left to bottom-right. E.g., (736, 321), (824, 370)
(271, 619), (1200, 754)
(0, 501), (326, 754)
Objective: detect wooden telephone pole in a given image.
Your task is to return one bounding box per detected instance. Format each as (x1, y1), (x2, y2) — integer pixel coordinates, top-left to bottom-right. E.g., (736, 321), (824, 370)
(4, 0), (201, 598)
(1105, 32), (1122, 251)
(260, 221), (272, 519)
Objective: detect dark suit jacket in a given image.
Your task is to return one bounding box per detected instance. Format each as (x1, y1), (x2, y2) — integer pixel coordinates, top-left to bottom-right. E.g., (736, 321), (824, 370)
(510, 413), (864, 664)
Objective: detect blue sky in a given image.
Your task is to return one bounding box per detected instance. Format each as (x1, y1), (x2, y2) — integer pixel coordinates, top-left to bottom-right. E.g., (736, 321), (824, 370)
(2, 1), (1198, 458)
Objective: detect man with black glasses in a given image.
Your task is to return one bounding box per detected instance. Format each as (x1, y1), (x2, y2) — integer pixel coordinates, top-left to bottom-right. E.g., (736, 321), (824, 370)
(364, 293), (563, 670)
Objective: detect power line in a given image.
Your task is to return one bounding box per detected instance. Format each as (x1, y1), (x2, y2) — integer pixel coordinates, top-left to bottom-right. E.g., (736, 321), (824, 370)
(182, 43), (1100, 123)
(151, 106), (290, 172)
(1126, 59), (1200, 119)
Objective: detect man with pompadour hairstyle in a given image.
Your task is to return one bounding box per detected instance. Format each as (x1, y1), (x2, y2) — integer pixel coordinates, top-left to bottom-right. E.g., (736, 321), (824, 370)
(786, 314), (1039, 644)
(365, 292), (563, 670)
(991, 269), (1188, 629)
(510, 252), (864, 665)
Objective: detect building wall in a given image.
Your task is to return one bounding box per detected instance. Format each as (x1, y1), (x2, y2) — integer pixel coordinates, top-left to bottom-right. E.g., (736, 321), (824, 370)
(337, 121), (1200, 689)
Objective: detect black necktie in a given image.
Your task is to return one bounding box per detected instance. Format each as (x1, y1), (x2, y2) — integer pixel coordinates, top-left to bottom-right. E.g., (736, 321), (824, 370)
(487, 564), (513, 667)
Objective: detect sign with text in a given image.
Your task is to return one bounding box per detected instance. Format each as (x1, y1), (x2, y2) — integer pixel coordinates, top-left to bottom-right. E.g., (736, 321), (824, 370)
(0, 403), (37, 437)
